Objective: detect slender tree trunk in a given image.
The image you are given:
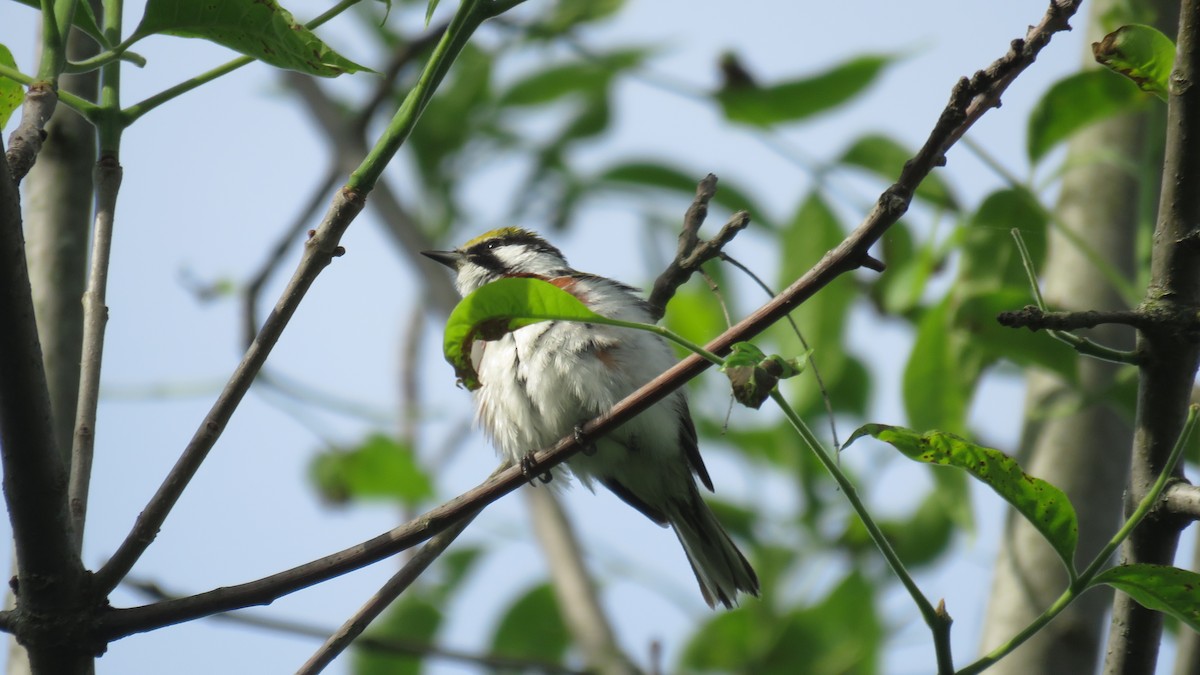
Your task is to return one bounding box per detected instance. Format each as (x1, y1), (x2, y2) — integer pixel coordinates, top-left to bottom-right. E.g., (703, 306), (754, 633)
(978, 1), (1173, 671)
(5, 14), (99, 675)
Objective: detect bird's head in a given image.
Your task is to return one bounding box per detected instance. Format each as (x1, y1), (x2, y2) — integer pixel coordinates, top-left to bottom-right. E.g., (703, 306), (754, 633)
(422, 228), (571, 295)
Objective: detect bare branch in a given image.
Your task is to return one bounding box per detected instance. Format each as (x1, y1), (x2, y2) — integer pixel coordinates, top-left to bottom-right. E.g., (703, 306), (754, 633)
(646, 174), (751, 321)
(1162, 481), (1200, 520)
(998, 305), (1200, 333)
(68, 155), (122, 550)
(296, 508), (481, 674)
(0, 129), (88, 672)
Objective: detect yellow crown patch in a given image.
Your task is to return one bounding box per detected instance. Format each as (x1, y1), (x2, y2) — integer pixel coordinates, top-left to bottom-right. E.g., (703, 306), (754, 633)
(462, 227), (538, 249)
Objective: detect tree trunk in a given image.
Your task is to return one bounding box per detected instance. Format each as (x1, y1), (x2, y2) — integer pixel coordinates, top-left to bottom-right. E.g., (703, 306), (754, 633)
(5, 14), (99, 675)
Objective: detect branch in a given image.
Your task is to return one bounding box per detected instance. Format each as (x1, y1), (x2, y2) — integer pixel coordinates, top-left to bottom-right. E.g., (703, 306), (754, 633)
(645, 173), (751, 321)
(296, 507), (481, 674)
(1162, 481), (1200, 520)
(68, 155), (122, 549)
(0, 127), (87, 671)
(1104, 2), (1200, 673)
(998, 306), (1150, 331)
(94, 0), (1082, 641)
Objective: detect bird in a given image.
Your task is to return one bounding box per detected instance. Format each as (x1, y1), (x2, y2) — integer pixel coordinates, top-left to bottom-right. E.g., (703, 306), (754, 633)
(422, 227), (759, 608)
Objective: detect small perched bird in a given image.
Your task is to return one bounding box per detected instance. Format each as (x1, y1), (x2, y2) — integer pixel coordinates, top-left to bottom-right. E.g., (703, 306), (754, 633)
(423, 227), (759, 608)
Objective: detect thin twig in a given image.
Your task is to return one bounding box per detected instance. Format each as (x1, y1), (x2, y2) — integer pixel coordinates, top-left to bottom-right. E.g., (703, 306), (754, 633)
(296, 507), (482, 675)
(645, 174), (751, 321)
(67, 155), (122, 550)
(94, 0), (513, 596)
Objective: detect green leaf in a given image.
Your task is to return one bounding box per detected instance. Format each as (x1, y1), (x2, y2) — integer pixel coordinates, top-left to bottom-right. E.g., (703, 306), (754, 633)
(714, 55), (893, 127)
(1094, 564), (1200, 632)
(309, 434), (434, 507)
(959, 188), (1048, 292)
(497, 49), (645, 107)
(424, 0), (441, 26)
(846, 424), (1080, 575)
(354, 596), (441, 675)
(131, 0), (371, 77)
(684, 570), (881, 673)
(838, 134), (958, 210)
(490, 583), (570, 663)
(597, 161), (769, 228)
(1027, 70), (1147, 163)
(663, 284), (729, 345)
(870, 221), (937, 317)
(776, 193), (856, 415)
(903, 298), (970, 433)
(442, 277), (603, 390)
(0, 45), (21, 131)
(1093, 24), (1176, 100)
(764, 572), (881, 674)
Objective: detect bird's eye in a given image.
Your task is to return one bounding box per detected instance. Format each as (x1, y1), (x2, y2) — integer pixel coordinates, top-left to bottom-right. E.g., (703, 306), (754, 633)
(486, 240), (501, 250)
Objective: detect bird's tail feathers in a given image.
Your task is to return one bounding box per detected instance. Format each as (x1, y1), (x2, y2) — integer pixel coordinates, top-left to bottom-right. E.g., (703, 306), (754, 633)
(668, 490), (759, 609)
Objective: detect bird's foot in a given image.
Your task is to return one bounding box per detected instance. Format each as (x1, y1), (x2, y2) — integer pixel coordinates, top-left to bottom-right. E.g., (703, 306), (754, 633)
(575, 424), (597, 456)
(520, 451), (553, 485)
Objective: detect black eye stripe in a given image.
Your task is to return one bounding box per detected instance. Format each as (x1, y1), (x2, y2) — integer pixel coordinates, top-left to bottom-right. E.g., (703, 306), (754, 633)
(468, 248), (506, 273)
(464, 231), (565, 261)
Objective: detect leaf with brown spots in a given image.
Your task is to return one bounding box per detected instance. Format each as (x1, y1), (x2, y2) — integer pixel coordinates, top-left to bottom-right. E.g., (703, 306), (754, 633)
(1094, 564), (1200, 632)
(844, 423), (1079, 577)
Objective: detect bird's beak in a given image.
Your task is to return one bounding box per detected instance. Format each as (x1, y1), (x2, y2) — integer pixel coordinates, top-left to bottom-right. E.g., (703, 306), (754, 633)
(420, 249), (463, 270)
